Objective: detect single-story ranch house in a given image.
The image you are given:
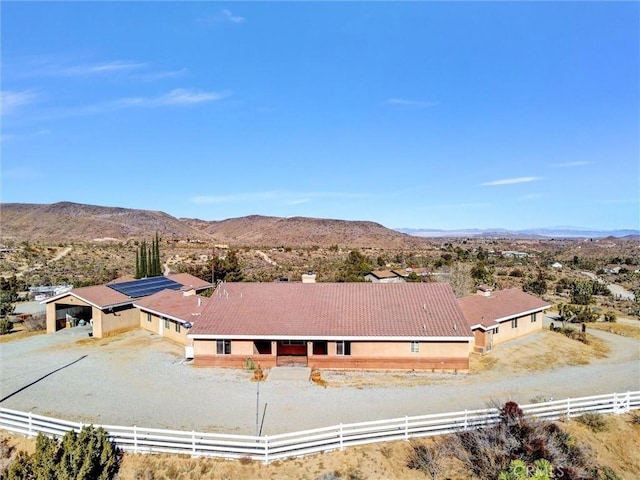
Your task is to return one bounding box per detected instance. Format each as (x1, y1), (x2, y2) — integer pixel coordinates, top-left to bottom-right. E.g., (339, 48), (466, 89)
(458, 286), (551, 353)
(43, 276), (551, 371)
(43, 273), (212, 338)
(186, 282), (472, 370)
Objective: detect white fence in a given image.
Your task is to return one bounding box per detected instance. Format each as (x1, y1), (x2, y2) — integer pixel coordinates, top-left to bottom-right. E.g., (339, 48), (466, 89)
(1, 391), (638, 464)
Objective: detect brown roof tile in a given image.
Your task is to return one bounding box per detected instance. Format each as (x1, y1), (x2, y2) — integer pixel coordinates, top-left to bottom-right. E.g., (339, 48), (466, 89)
(134, 289), (209, 324)
(458, 289), (551, 329)
(189, 282), (470, 339)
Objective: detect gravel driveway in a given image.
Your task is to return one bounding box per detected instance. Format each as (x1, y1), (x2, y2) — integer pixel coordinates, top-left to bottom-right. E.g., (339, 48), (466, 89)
(1, 320), (638, 436)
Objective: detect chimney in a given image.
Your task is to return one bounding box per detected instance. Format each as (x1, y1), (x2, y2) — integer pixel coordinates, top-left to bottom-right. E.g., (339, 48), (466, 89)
(302, 271), (316, 283)
(476, 285), (493, 297)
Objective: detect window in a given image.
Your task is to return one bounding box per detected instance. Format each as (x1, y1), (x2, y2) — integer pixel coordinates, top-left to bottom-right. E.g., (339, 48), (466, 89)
(164, 318), (170, 329)
(146, 313), (151, 323)
(410, 341), (419, 353)
(511, 318), (518, 329)
(336, 341), (351, 356)
(175, 322), (180, 333)
(217, 339), (231, 355)
(495, 326), (499, 335)
(531, 312), (537, 323)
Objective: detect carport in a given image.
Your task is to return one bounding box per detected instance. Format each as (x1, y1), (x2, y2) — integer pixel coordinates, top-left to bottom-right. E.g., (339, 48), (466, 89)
(53, 303), (93, 330)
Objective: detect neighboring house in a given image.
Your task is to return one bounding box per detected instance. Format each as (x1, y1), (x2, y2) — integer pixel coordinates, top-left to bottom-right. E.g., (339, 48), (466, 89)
(603, 264), (623, 274)
(364, 270), (404, 283)
(392, 267), (431, 280)
(42, 273), (212, 338)
(187, 282), (472, 371)
(458, 287), (551, 354)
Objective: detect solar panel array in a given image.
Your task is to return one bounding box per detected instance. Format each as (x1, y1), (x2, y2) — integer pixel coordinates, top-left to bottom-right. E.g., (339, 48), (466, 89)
(107, 276), (183, 298)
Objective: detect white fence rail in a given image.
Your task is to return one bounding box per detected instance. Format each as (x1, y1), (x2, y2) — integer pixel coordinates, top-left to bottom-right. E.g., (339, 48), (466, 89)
(2, 391), (639, 463)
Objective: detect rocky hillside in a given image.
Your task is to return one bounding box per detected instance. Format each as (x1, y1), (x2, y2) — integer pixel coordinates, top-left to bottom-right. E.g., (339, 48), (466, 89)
(1, 202), (207, 242)
(1, 202), (426, 248)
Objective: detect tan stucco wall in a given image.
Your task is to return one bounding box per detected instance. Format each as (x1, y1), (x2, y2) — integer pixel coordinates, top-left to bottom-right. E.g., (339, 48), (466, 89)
(493, 312), (543, 346)
(95, 308), (139, 338)
(139, 312), (190, 345)
(192, 338), (471, 371)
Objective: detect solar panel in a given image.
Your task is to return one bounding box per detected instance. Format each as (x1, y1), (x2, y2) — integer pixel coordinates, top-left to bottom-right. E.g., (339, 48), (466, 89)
(107, 276), (183, 298)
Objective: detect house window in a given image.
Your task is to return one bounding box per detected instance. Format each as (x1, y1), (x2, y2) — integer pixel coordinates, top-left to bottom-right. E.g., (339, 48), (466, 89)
(164, 318), (170, 329)
(175, 322), (180, 333)
(531, 312), (537, 323)
(411, 341), (419, 353)
(495, 326), (499, 335)
(217, 339), (231, 355)
(511, 318), (518, 329)
(336, 341), (351, 356)
(146, 313), (151, 323)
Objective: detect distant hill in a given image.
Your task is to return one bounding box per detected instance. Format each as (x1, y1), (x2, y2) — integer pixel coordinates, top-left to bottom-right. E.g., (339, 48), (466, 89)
(397, 226), (640, 239)
(1, 202), (206, 241)
(0, 202), (425, 248)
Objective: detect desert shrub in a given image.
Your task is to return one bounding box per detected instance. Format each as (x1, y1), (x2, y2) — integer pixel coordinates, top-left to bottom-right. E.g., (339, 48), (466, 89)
(0, 426), (120, 480)
(406, 442), (444, 479)
(0, 318), (12, 335)
(25, 313), (46, 331)
(630, 412), (640, 425)
(443, 402), (599, 480)
(603, 311), (617, 323)
(576, 412), (608, 432)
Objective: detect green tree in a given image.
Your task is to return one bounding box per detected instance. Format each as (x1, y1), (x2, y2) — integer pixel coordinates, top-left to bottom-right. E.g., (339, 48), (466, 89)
(336, 250), (372, 282)
(212, 249), (243, 282)
(470, 262), (494, 285)
(1, 426), (120, 480)
(523, 269), (547, 296)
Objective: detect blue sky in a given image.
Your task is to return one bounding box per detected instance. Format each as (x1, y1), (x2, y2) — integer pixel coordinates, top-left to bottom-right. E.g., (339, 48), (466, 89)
(2, 2), (638, 231)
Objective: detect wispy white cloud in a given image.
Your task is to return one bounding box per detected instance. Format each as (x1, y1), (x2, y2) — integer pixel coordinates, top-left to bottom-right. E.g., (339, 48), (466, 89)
(191, 191), (366, 204)
(386, 98), (438, 108)
(221, 9), (245, 24)
(197, 9), (246, 26)
(481, 177), (542, 186)
(113, 88), (229, 108)
(287, 198), (311, 206)
(551, 161), (592, 168)
(22, 60), (146, 77)
(1, 90), (38, 115)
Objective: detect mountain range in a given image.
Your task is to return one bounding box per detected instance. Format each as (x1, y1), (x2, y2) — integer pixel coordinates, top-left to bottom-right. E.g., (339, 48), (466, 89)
(1, 202), (637, 247)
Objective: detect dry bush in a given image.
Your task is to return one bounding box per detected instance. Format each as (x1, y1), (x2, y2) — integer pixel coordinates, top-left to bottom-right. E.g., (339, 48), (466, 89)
(575, 412), (608, 433)
(25, 313), (46, 332)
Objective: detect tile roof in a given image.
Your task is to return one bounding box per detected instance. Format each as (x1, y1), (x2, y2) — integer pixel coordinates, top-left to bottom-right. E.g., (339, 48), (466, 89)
(43, 273), (212, 309)
(167, 273), (213, 291)
(458, 289), (551, 329)
(134, 289), (209, 324)
(189, 282), (470, 339)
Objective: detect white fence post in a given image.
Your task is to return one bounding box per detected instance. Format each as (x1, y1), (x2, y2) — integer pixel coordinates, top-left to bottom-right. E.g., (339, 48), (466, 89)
(463, 410), (468, 430)
(339, 423), (344, 450)
(133, 425), (137, 453)
(264, 436), (269, 464)
(404, 415), (409, 441)
(28, 412), (33, 438)
(566, 398), (571, 418)
(192, 430), (196, 456)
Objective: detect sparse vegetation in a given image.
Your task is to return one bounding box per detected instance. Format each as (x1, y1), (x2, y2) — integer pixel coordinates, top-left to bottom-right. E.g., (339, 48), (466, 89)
(0, 426), (120, 480)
